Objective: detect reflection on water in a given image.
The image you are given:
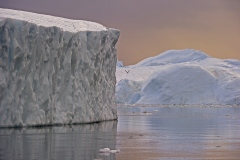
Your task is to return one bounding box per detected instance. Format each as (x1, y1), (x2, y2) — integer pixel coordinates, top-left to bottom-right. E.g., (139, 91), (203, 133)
(117, 105), (240, 160)
(0, 105), (240, 160)
(0, 121), (117, 160)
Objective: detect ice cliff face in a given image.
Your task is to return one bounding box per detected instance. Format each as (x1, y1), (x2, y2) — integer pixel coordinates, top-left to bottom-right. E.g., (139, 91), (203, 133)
(116, 49), (240, 105)
(0, 8), (120, 127)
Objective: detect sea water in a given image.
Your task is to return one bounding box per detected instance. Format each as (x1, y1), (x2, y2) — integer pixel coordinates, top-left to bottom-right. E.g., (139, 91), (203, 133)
(0, 105), (240, 160)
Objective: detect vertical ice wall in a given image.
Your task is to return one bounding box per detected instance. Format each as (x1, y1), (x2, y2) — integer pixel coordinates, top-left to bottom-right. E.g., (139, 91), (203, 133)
(0, 8), (120, 127)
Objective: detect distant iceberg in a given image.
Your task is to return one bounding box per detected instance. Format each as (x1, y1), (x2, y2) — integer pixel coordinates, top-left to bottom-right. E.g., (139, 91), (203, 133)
(116, 49), (240, 104)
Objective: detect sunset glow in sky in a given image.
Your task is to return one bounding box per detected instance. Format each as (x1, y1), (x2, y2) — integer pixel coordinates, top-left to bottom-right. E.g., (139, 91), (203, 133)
(1, 0), (239, 65)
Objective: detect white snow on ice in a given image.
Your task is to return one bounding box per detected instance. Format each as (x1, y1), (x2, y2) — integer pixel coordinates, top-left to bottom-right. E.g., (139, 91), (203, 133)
(0, 8), (107, 32)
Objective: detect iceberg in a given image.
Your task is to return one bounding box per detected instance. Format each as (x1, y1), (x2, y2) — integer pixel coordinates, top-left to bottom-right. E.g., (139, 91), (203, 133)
(0, 8), (120, 127)
(116, 49), (240, 104)
(116, 79), (142, 104)
(131, 49), (210, 67)
(116, 60), (123, 67)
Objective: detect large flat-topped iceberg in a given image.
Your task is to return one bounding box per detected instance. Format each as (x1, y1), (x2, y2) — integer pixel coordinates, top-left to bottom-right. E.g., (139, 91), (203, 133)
(0, 8), (106, 32)
(0, 8), (120, 127)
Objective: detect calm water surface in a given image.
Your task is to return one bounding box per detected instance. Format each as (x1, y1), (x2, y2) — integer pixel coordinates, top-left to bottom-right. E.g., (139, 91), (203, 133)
(0, 105), (240, 160)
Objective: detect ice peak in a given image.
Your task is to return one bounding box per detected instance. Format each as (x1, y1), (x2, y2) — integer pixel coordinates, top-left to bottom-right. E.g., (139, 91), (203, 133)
(132, 49), (210, 67)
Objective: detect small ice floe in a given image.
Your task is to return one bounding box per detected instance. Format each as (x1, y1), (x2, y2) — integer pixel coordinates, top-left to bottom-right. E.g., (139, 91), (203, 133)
(153, 110), (158, 112)
(110, 149), (120, 153)
(99, 148), (110, 153)
(99, 148), (120, 154)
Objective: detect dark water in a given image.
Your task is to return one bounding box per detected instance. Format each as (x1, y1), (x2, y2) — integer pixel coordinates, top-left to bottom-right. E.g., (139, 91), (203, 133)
(0, 122), (117, 160)
(0, 105), (240, 160)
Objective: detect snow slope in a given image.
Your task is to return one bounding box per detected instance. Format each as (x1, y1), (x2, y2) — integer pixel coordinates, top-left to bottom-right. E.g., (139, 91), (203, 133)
(131, 49), (210, 67)
(116, 49), (240, 104)
(0, 8), (120, 127)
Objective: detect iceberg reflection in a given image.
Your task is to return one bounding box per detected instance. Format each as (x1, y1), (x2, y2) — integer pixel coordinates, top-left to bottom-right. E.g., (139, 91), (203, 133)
(0, 121), (117, 160)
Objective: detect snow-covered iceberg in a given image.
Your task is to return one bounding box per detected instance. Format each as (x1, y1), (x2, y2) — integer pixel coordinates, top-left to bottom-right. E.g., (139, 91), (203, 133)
(132, 49), (210, 67)
(0, 8), (120, 127)
(116, 49), (240, 104)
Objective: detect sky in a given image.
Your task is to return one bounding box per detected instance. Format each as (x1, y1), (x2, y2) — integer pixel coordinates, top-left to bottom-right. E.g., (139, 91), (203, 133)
(0, 0), (240, 65)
